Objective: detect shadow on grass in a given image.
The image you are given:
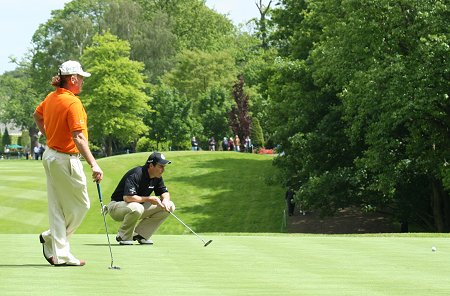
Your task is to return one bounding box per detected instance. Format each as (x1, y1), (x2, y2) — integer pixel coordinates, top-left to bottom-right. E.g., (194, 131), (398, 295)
(83, 243), (154, 247)
(169, 156), (283, 233)
(83, 243), (126, 247)
(0, 264), (50, 268)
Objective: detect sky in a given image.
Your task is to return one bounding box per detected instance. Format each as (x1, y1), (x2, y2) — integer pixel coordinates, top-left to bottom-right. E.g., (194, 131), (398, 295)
(0, 0), (262, 74)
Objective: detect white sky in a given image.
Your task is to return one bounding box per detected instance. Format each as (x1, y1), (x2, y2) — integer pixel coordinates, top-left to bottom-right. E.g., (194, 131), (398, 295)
(0, 0), (262, 74)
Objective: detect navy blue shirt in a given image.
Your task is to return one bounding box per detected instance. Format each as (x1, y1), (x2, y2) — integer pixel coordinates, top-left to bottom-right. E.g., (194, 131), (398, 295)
(110, 166), (168, 202)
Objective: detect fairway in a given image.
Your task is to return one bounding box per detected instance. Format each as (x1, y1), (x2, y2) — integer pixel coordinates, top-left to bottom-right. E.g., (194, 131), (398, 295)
(1, 234), (450, 295)
(2, 154), (450, 295)
(0, 152), (285, 234)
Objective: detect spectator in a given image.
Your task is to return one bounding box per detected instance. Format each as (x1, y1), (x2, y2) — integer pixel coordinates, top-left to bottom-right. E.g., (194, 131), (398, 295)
(244, 136), (252, 153)
(191, 136), (199, 151)
(234, 135), (241, 152)
(33, 145), (40, 160)
(4, 145), (10, 159)
(228, 137), (235, 151)
(208, 137), (216, 151)
(39, 145), (45, 160)
(222, 137), (228, 151)
(285, 188), (295, 216)
(25, 148), (30, 160)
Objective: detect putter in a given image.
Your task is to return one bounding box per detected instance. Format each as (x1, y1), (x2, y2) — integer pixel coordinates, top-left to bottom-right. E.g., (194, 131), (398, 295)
(169, 211), (212, 247)
(96, 182), (121, 270)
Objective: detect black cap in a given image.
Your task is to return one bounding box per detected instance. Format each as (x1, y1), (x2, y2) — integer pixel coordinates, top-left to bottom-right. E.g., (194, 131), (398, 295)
(146, 152), (171, 165)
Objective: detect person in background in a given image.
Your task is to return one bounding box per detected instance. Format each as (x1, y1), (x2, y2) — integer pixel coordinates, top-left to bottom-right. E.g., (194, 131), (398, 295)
(191, 136), (199, 151)
(4, 145), (10, 159)
(285, 188), (296, 216)
(107, 152), (175, 245)
(222, 137), (228, 151)
(234, 135), (241, 152)
(34, 60), (103, 266)
(208, 137), (216, 151)
(33, 145), (40, 160)
(244, 136), (252, 153)
(39, 145), (45, 160)
(228, 137), (235, 151)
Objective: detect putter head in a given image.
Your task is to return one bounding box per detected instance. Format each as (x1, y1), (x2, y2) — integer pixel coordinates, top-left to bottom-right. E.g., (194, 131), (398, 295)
(204, 240), (213, 247)
(109, 266), (121, 270)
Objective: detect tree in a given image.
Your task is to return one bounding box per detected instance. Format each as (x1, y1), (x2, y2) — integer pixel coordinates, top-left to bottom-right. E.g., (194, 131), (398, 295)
(103, 1), (177, 83)
(333, 0), (450, 231)
(255, 0), (273, 50)
(146, 84), (196, 150)
(0, 69), (41, 150)
(30, 0), (109, 98)
(269, 0), (450, 230)
(251, 117), (264, 148)
(229, 76), (252, 145)
(2, 127), (11, 147)
(197, 87), (233, 143)
(162, 49), (237, 107)
(81, 32), (150, 156)
(135, 0), (235, 51)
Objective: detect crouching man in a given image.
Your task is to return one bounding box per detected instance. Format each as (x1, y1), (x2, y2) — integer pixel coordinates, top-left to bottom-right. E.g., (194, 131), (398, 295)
(108, 152), (175, 245)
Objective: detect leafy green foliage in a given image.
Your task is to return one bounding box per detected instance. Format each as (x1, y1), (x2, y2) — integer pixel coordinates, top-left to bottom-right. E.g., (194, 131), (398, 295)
(104, 1), (177, 83)
(250, 117), (264, 148)
(146, 84), (196, 150)
(269, 0), (450, 230)
(81, 33), (150, 155)
(135, 0), (235, 51)
(162, 49), (237, 106)
(30, 0), (108, 97)
(229, 76), (252, 143)
(1, 127), (11, 147)
(0, 69), (41, 148)
(2, 0), (262, 157)
(197, 87), (233, 144)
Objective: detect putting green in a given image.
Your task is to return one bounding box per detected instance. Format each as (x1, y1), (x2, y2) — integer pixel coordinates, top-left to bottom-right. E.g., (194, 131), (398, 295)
(1, 234), (449, 295)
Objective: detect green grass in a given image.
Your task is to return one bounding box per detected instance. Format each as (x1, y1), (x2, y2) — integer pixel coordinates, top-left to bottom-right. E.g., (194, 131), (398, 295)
(2, 152), (450, 295)
(1, 234), (450, 295)
(0, 151), (285, 234)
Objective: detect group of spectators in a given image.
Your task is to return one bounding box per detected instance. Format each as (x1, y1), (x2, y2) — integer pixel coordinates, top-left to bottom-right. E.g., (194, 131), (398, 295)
(1, 144), (45, 160)
(191, 135), (253, 152)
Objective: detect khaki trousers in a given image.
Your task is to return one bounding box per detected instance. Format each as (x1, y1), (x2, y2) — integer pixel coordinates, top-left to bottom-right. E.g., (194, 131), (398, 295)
(41, 148), (90, 264)
(108, 201), (172, 240)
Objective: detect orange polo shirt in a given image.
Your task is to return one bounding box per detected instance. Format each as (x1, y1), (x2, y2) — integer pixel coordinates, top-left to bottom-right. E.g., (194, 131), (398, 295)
(35, 88), (88, 154)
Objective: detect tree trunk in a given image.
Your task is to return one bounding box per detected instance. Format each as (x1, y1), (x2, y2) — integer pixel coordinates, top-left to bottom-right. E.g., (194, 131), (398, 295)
(106, 137), (113, 156)
(431, 180), (450, 232)
(29, 126), (40, 157)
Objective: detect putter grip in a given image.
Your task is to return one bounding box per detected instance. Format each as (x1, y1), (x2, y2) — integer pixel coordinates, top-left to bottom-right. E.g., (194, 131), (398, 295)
(96, 182), (103, 202)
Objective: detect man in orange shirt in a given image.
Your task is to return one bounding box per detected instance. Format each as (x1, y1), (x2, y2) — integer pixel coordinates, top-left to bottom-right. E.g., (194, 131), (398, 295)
(33, 60), (103, 266)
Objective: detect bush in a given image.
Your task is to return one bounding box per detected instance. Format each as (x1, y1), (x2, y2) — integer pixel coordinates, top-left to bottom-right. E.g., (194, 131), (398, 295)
(136, 137), (171, 152)
(251, 117), (265, 148)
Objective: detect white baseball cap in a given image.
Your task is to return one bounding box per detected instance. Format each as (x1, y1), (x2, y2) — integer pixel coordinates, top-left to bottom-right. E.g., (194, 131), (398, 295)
(59, 60), (91, 77)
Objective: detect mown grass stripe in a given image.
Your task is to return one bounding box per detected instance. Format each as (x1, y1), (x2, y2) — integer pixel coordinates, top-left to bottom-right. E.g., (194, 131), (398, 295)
(1, 234), (449, 296)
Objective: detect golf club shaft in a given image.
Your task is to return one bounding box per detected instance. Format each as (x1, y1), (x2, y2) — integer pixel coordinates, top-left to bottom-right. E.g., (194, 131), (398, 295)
(169, 211), (206, 244)
(96, 182), (116, 268)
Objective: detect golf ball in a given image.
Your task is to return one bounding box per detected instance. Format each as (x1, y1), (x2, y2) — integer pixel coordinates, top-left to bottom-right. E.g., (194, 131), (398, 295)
(432, 246), (436, 252)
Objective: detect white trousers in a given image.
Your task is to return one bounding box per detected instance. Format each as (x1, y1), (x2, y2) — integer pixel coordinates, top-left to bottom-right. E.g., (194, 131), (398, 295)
(108, 201), (173, 240)
(41, 148), (90, 264)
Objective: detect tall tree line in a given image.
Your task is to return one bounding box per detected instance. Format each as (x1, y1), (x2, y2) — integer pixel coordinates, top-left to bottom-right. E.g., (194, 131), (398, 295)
(267, 0), (449, 231)
(1, 0), (448, 231)
(0, 0), (260, 154)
